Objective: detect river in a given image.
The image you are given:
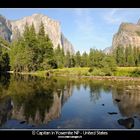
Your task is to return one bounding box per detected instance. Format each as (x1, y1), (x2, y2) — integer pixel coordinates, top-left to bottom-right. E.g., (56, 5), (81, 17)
(0, 74), (140, 129)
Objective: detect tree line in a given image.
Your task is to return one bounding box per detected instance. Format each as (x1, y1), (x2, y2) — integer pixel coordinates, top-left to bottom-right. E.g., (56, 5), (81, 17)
(9, 22), (116, 72)
(1, 22), (140, 73)
(114, 45), (140, 67)
(0, 38), (10, 72)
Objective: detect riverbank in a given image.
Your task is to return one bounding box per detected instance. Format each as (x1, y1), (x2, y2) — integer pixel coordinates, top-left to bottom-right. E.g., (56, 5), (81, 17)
(7, 67), (140, 81)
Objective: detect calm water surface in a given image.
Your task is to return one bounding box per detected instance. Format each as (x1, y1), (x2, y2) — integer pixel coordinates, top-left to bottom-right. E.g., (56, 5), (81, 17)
(0, 74), (140, 129)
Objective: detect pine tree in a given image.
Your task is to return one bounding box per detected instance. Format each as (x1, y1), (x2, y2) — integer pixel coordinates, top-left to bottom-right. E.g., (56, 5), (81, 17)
(133, 46), (139, 66)
(127, 45), (135, 66)
(65, 51), (71, 68)
(38, 21), (45, 37)
(89, 48), (94, 67)
(75, 51), (81, 67)
(115, 46), (125, 66)
(138, 47), (140, 66)
(23, 23), (30, 42)
(37, 22), (56, 70)
(80, 51), (88, 67)
(54, 44), (65, 68)
(93, 50), (105, 68)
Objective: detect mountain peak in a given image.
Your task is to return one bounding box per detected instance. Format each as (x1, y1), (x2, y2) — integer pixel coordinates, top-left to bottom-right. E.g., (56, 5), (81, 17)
(112, 20), (140, 50)
(0, 14), (74, 54)
(31, 13), (49, 19)
(32, 13), (44, 16)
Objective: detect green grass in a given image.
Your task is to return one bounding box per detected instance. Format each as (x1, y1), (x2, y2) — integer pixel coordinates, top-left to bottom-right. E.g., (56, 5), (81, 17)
(18, 67), (140, 78)
(52, 67), (89, 76)
(114, 67), (140, 77)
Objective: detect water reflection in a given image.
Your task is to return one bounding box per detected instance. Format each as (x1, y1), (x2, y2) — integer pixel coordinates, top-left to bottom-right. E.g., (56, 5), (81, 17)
(0, 75), (140, 129)
(112, 84), (140, 117)
(111, 83), (140, 128)
(0, 97), (13, 126)
(0, 75), (74, 128)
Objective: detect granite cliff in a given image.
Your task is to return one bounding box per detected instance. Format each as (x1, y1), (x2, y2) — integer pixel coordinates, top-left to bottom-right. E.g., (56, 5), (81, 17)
(0, 15), (12, 41)
(102, 20), (140, 54)
(0, 14), (74, 54)
(112, 20), (140, 50)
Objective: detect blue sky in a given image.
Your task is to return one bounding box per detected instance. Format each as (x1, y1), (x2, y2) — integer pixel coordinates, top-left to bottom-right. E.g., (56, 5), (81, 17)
(0, 8), (140, 53)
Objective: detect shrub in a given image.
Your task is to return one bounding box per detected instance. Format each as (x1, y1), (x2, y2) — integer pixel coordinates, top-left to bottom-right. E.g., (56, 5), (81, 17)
(88, 67), (94, 73)
(130, 68), (140, 77)
(92, 68), (105, 76)
(102, 68), (113, 76)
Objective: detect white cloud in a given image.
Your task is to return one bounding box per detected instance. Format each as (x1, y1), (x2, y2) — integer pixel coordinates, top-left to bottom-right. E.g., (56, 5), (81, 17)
(103, 8), (124, 24)
(73, 9), (111, 52)
(73, 9), (94, 36)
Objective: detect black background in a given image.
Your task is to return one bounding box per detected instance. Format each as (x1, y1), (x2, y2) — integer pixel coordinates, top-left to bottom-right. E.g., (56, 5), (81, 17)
(0, 0), (140, 8)
(0, 130), (139, 139)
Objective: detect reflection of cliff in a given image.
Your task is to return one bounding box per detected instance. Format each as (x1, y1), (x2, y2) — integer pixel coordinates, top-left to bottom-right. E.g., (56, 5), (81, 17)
(11, 91), (62, 125)
(112, 86), (140, 117)
(61, 83), (73, 106)
(0, 76), (73, 127)
(0, 97), (13, 126)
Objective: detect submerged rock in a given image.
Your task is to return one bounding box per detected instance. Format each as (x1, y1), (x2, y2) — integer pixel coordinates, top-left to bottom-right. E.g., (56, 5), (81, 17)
(108, 112), (118, 115)
(102, 104), (105, 106)
(20, 121), (26, 124)
(118, 118), (134, 129)
(115, 99), (121, 102)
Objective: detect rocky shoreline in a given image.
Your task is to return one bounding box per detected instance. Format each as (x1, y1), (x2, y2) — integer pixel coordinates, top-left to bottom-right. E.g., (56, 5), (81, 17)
(56, 75), (140, 81)
(84, 76), (140, 81)
(7, 71), (140, 81)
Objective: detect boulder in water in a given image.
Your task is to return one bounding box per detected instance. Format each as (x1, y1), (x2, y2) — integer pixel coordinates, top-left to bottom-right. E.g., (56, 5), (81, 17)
(115, 99), (121, 102)
(108, 112), (118, 115)
(118, 118), (134, 129)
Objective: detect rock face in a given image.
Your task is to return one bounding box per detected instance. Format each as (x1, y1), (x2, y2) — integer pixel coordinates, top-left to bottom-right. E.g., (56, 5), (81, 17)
(0, 14), (74, 54)
(112, 21), (140, 50)
(112, 87), (140, 117)
(0, 15), (12, 42)
(61, 33), (75, 54)
(103, 47), (112, 54)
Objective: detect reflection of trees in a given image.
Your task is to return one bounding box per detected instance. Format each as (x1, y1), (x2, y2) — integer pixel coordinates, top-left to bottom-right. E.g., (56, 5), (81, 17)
(0, 73), (10, 96)
(102, 85), (112, 93)
(88, 81), (111, 103)
(75, 81), (81, 90)
(0, 97), (13, 126)
(0, 75), (74, 127)
(112, 83), (140, 117)
(89, 82), (101, 103)
(83, 83), (88, 90)
(71, 79), (112, 103)
(5, 76), (55, 125)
